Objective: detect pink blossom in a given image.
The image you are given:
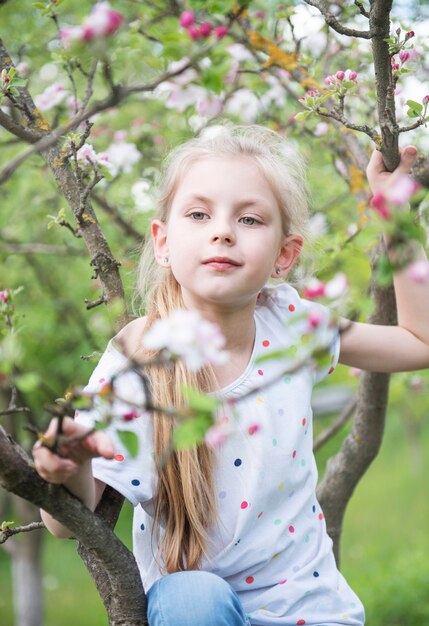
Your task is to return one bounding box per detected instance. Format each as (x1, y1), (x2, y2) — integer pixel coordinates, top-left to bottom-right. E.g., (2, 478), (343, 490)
(386, 175), (419, 205)
(405, 31), (415, 40)
(34, 83), (67, 112)
(399, 50), (410, 63)
(325, 75), (335, 86)
(254, 10), (265, 18)
(187, 26), (203, 40)
(204, 423), (231, 448)
(325, 273), (348, 299)
(407, 259), (429, 283)
(0, 290), (10, 303)
(371, 191), (391, 219)
(307, 310), (324, 328)
(314, 122), (329, 137)
(335, 71), (345, 81)
(122, 410), (140, 421)
(423, 95), (429, 103)
(213, 26), (228, 39)
(303, 279), (326, 299)
(197, 93), (224, 118)
(345, 69), (358, 81)
(179, 9), (194, 28)
(60, 2), (123, 46)
(199, 22), (213, 37)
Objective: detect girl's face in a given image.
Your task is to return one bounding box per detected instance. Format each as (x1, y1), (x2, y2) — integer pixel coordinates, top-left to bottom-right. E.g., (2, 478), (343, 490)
(152, 156), (302, 311)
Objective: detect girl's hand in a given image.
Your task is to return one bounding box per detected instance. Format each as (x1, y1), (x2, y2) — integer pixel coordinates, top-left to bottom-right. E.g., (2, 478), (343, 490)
(366, 145), (418, 195)
(33, 416), (114, 484)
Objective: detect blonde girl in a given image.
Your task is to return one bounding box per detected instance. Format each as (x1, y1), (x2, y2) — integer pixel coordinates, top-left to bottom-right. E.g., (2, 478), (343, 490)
(34, 125), (429, 626)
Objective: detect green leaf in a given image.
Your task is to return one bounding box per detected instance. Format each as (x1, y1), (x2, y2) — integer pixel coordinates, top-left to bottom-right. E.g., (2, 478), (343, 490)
(181, 385), (219, 413)
(294, 111), (311, 121)
(406, 99), (423, 113)
(1, 520), (15, 530)
(173, 414), (212, 450)
(15, 372), (41, 393)
(117, 430), (139, 458)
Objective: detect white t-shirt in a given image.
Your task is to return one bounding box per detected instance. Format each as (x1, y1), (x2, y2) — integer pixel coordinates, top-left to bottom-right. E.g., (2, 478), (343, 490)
(76, 283), (365, 626)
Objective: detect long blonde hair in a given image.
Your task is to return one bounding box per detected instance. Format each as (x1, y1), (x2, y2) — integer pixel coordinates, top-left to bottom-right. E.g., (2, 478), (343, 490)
(135, 123), (310, 573)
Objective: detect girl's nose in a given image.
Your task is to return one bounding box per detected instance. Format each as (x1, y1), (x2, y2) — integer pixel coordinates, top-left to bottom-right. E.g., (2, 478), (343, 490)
(210, 222), (236, 245)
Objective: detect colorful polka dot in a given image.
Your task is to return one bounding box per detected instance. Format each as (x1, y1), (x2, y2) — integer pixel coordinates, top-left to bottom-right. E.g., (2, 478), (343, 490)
(328, 366), (335, 375)
(219, 491), (227, 499)
(258, 511), (264, 519)
(245, 576), (254, 584)
(234, 458), (242, 467)
(288, 304), (296, 312)
(301, 459), (306, 467)
(257, 369), (264, 376)
(240, 501), (249, 509)
(272, 438), (278, 446)
(283, 376), (291, 384)
(304, 534), (310, 543)
(313, 571), (319, 577)
(292, 450), (297, 458)
(302, 418), (307, 426)
(114, 454), (124, 462)
(297, 620), (306, 625)
(288, 525), (295, 533)
(278, 482), (285, 490)
(256, 396), (264, 404)
(319, 513), (324, 520)
(279, 579), (287, 585)
(262, 340), (270, 347)
(140, 523), (145, 531)
(274, 519), (282, 526)
(312, 505), (316, 513)
(131, 479), (140, 486)
(248, 425), (259, 435)
(98, 378), (106, 383)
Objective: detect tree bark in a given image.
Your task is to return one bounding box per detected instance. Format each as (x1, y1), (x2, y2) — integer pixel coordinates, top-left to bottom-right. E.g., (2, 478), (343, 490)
(0, 427), (148, 626)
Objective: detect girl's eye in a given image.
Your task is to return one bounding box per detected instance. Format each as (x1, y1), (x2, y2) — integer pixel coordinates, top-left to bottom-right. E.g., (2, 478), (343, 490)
(190, 211), (207, 220)
(240, 216), (259, 226)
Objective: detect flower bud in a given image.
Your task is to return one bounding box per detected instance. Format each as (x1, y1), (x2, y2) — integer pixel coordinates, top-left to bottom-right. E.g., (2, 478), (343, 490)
(335, 70), (345, 81)
(423, 95), (429, 103)
(213, 25), (228, 39)
(187, 25), (203, 39)
(405, 31), (415, 39)
(199, 22), (212, 37)
(180, 9), (194, 28)
(399, 50), (410, 62)
(348, 71), (358, 81)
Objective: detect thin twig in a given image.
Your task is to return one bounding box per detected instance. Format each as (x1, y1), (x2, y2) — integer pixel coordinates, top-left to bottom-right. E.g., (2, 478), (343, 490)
(313, 397), (357, 452)
(0, 521), (45, 544)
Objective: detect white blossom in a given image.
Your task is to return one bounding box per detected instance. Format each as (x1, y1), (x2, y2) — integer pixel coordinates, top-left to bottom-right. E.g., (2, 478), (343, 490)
(142, 309), (229, 371)
(131, 180), (153, 212)
(102, 140), (141, 175)
(34, 83), (67, 112)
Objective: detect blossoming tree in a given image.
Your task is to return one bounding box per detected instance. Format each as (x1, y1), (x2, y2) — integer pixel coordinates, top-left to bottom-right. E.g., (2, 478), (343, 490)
(1, 1), (429, 625)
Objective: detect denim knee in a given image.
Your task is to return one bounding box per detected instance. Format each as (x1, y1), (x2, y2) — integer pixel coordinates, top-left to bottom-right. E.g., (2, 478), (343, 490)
(147, 570), (249, 626)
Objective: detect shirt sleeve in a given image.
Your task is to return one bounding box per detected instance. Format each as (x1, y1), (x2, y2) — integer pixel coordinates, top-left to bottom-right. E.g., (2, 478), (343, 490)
(75, 340), (156, 507)
(265, 283), (341, 386)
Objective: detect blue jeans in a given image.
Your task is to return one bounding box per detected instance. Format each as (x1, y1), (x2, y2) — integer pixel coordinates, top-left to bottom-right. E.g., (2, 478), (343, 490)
(147, 570), (251, 626)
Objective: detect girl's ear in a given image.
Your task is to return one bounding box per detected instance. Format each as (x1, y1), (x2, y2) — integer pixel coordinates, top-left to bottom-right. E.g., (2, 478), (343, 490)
(151, 219), (169, 267)
(271, 234), (303, 279)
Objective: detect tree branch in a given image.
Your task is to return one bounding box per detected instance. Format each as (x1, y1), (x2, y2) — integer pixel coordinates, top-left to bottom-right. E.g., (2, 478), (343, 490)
(303, 0), (373, 38)
(0, 426), (148, 626)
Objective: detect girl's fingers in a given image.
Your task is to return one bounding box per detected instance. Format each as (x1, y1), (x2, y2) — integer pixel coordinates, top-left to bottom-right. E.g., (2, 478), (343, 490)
(33, 444), (78, 484)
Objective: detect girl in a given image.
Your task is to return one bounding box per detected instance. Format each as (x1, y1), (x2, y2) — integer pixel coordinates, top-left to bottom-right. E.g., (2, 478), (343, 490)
(33, 125), (429, 626)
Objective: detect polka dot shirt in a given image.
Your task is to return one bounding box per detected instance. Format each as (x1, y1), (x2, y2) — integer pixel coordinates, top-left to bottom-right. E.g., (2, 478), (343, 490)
(76, 284), (365, 626)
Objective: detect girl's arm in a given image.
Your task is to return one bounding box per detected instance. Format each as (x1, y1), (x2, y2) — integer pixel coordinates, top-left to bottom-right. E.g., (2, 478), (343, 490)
(339, 147), (429, 372)
(33, 417), (114, 538)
